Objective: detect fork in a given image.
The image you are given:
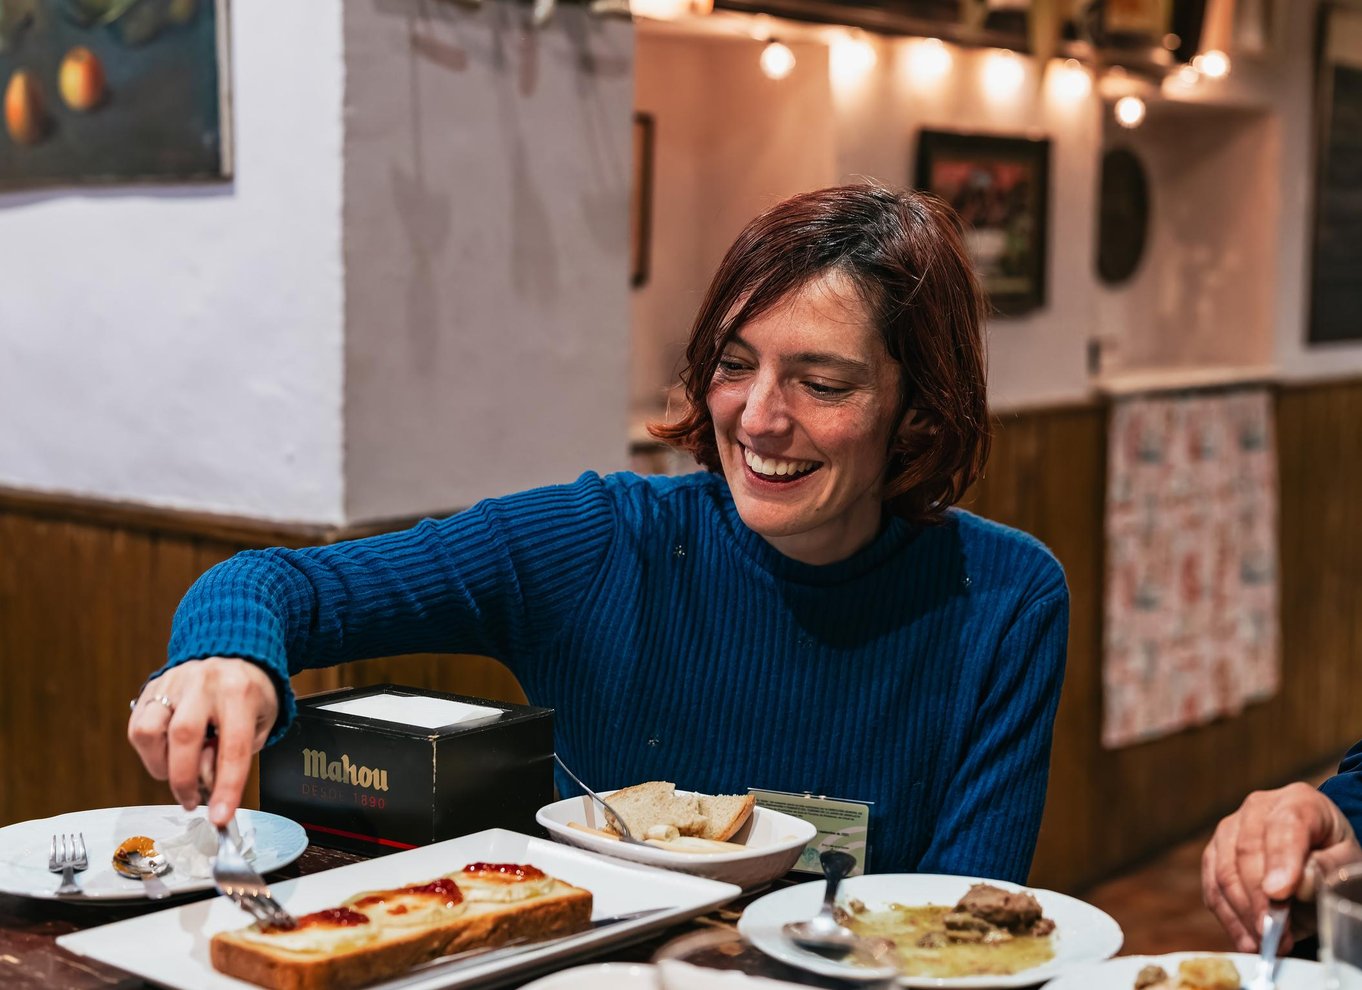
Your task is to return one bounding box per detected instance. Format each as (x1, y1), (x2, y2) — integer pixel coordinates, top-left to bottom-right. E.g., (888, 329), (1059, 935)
(552, 754), (649, 846)
(198, 733), (297, 929)
(1247, 900), (1289, 990)
(48, 832), (88, 896)
(213, 825), (297, 930)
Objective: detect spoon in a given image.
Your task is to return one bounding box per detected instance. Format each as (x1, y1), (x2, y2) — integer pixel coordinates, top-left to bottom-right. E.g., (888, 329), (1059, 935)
(781, 850), (898, 976)
(112, 835), (173, 900)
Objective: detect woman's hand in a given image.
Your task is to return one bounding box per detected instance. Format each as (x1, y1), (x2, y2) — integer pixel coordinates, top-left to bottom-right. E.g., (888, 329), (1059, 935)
(1201, 782), (1362, 952)
(127, 657), (279, 827)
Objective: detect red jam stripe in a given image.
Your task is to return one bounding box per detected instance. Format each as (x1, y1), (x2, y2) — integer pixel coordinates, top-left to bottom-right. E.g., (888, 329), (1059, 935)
(266, 907), (369, 933)
(461, 863), (546, 881)
(403, 877), (463, 900)
(353, 877), (464, 910)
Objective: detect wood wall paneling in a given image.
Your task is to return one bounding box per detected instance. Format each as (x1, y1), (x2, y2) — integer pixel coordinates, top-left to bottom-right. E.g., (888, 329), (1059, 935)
(967, 384), (1362, 892)
(3, 378), (1361, 893)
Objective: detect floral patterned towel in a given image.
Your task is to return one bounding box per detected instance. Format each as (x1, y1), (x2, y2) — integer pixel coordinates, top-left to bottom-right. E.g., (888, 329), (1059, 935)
(1103, 388), (1279, 748)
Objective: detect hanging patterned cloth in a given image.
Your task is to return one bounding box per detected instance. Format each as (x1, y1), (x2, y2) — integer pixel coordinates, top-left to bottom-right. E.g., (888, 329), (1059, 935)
(1103, 387), (1280, 748)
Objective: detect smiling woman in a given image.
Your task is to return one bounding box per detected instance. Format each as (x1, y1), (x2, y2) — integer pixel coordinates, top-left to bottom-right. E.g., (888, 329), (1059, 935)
(129, 183), (1068, 883)
(652, 184), (990, 543)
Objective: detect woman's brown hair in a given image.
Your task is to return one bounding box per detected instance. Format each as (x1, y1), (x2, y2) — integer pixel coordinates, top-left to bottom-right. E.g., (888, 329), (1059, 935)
(648, 183), (991, 525)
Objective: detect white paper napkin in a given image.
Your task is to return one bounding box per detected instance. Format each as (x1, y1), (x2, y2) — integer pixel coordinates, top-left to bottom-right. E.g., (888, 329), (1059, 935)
(157, 814), (255, 879)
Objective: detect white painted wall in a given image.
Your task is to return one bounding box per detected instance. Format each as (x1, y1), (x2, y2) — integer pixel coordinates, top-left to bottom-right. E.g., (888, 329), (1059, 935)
(0, 1), (347, 523)
(631, 0), (1362, 415)
(631, 33), (834, 425)
(875, 42), (1102, 411)
(1094, 105), (1279, 376)
(341, 1), (636, 522)
(3, 0), (1353, 522)
(633, 27), (1101, 413)
(0, 0), (635, 525)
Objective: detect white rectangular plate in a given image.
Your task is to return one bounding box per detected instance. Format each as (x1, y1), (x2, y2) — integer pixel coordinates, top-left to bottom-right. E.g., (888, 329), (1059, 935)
(57, 828), (742, 990)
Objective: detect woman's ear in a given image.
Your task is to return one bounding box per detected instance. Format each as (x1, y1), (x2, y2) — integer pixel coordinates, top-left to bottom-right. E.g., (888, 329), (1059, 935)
(896, 407), (920, 438)
(895, 407), (939, 443)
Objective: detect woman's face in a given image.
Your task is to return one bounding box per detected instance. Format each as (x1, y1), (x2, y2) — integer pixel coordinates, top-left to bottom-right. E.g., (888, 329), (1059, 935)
(706, 271), (906, 565)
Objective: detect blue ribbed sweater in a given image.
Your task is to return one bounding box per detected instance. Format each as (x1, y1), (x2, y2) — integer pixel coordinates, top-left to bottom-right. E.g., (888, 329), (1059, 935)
(1321, 740), (1362, 836)
(159, 471), (1068, 881)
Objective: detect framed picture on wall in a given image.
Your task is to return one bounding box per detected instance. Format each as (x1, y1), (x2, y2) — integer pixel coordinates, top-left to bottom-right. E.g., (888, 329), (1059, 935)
(631, 112), (655, 289)
(914, 129), (1050, 317)
(1102, 0), (1172, 40)
(0, 0), (232, 190)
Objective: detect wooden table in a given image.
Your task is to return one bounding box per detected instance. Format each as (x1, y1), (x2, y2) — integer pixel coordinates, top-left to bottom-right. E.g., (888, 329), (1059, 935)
(0, 846), (870, 989)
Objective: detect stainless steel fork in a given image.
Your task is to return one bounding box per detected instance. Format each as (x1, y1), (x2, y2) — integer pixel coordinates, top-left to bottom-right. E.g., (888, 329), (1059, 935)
(552, 753), (649, 846)
(48, 832), (88, 896)
(212, 825), (297, 930)
(1247, 900), (1289, 990)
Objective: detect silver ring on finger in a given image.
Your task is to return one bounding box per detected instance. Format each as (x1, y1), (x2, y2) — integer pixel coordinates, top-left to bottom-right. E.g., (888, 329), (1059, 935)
(154, 694), (175, 714)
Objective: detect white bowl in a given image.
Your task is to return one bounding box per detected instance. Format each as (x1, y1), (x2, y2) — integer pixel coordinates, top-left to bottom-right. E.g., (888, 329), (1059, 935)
(536, 791), (816, 890)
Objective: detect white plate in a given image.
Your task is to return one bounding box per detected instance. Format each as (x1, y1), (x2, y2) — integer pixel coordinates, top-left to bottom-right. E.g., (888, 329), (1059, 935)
(0, 805), (306, 901)
(1040, 951), (1325, 988)
(537, 792), (816, 890)
(57, 827), (743, 990)
(521, 962), (658, 989)
(738, 873), (1124, 988)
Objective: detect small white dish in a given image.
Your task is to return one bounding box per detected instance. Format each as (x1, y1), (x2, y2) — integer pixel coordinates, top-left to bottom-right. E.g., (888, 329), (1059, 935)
(738, 873), (1124, 988)
(521, 962), (658, 989)
(536, 792), (816, 890)
(1040, 951), (1324, 989)
(0, 805), (306, 901)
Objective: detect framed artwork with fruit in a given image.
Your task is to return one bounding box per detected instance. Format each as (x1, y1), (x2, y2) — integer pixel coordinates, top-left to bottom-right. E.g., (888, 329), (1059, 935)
(0, 0), (229, 189)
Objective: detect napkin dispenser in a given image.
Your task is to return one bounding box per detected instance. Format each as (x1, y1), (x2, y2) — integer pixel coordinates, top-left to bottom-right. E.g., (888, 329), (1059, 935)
(259, 684), (553, 855)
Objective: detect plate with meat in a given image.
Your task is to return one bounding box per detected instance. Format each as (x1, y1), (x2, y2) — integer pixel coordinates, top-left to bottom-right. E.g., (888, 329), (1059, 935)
(738, 873), (1123, 987)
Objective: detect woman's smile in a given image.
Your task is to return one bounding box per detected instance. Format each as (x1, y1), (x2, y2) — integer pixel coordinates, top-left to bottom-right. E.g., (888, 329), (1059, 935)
(741, 445), (820, 481)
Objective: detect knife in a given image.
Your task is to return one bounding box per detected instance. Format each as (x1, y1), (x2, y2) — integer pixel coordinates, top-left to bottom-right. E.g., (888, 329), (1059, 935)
(404, 908), (669, 977)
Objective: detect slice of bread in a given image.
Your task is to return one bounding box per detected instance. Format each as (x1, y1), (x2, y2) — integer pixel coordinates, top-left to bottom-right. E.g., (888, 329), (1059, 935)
(697, 792), (756, 841)
(604, 782), (755, 842)
(210, 865), (591, 990)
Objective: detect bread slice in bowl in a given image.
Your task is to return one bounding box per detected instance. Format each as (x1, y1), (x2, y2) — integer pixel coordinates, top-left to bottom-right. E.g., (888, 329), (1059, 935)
(604, 781), (755, 842)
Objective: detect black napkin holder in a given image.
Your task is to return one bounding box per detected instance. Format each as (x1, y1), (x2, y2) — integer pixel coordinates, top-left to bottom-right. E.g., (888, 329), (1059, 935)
(259, 683), (553, 855)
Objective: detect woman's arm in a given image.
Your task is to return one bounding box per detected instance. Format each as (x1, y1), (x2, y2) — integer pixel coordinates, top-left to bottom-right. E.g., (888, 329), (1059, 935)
(915, 587), (1070, 883)
(129, 472), (619, 824)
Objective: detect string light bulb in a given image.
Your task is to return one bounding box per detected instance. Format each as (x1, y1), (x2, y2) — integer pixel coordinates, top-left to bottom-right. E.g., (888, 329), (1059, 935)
(1114, 94), (1147, 128)
(829, 30), (877, 86)
(760, 40), (796, 80)
(983, 49), (1025, 100)
(1191, 49), (1231, 79)
(628, 0), (690, 18)
(907, 37), (952, 85)
(1049, 58), (1092, 102)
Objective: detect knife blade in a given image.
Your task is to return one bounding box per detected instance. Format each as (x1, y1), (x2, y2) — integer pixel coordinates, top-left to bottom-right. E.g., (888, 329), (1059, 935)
(402, 907), (669, 977)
